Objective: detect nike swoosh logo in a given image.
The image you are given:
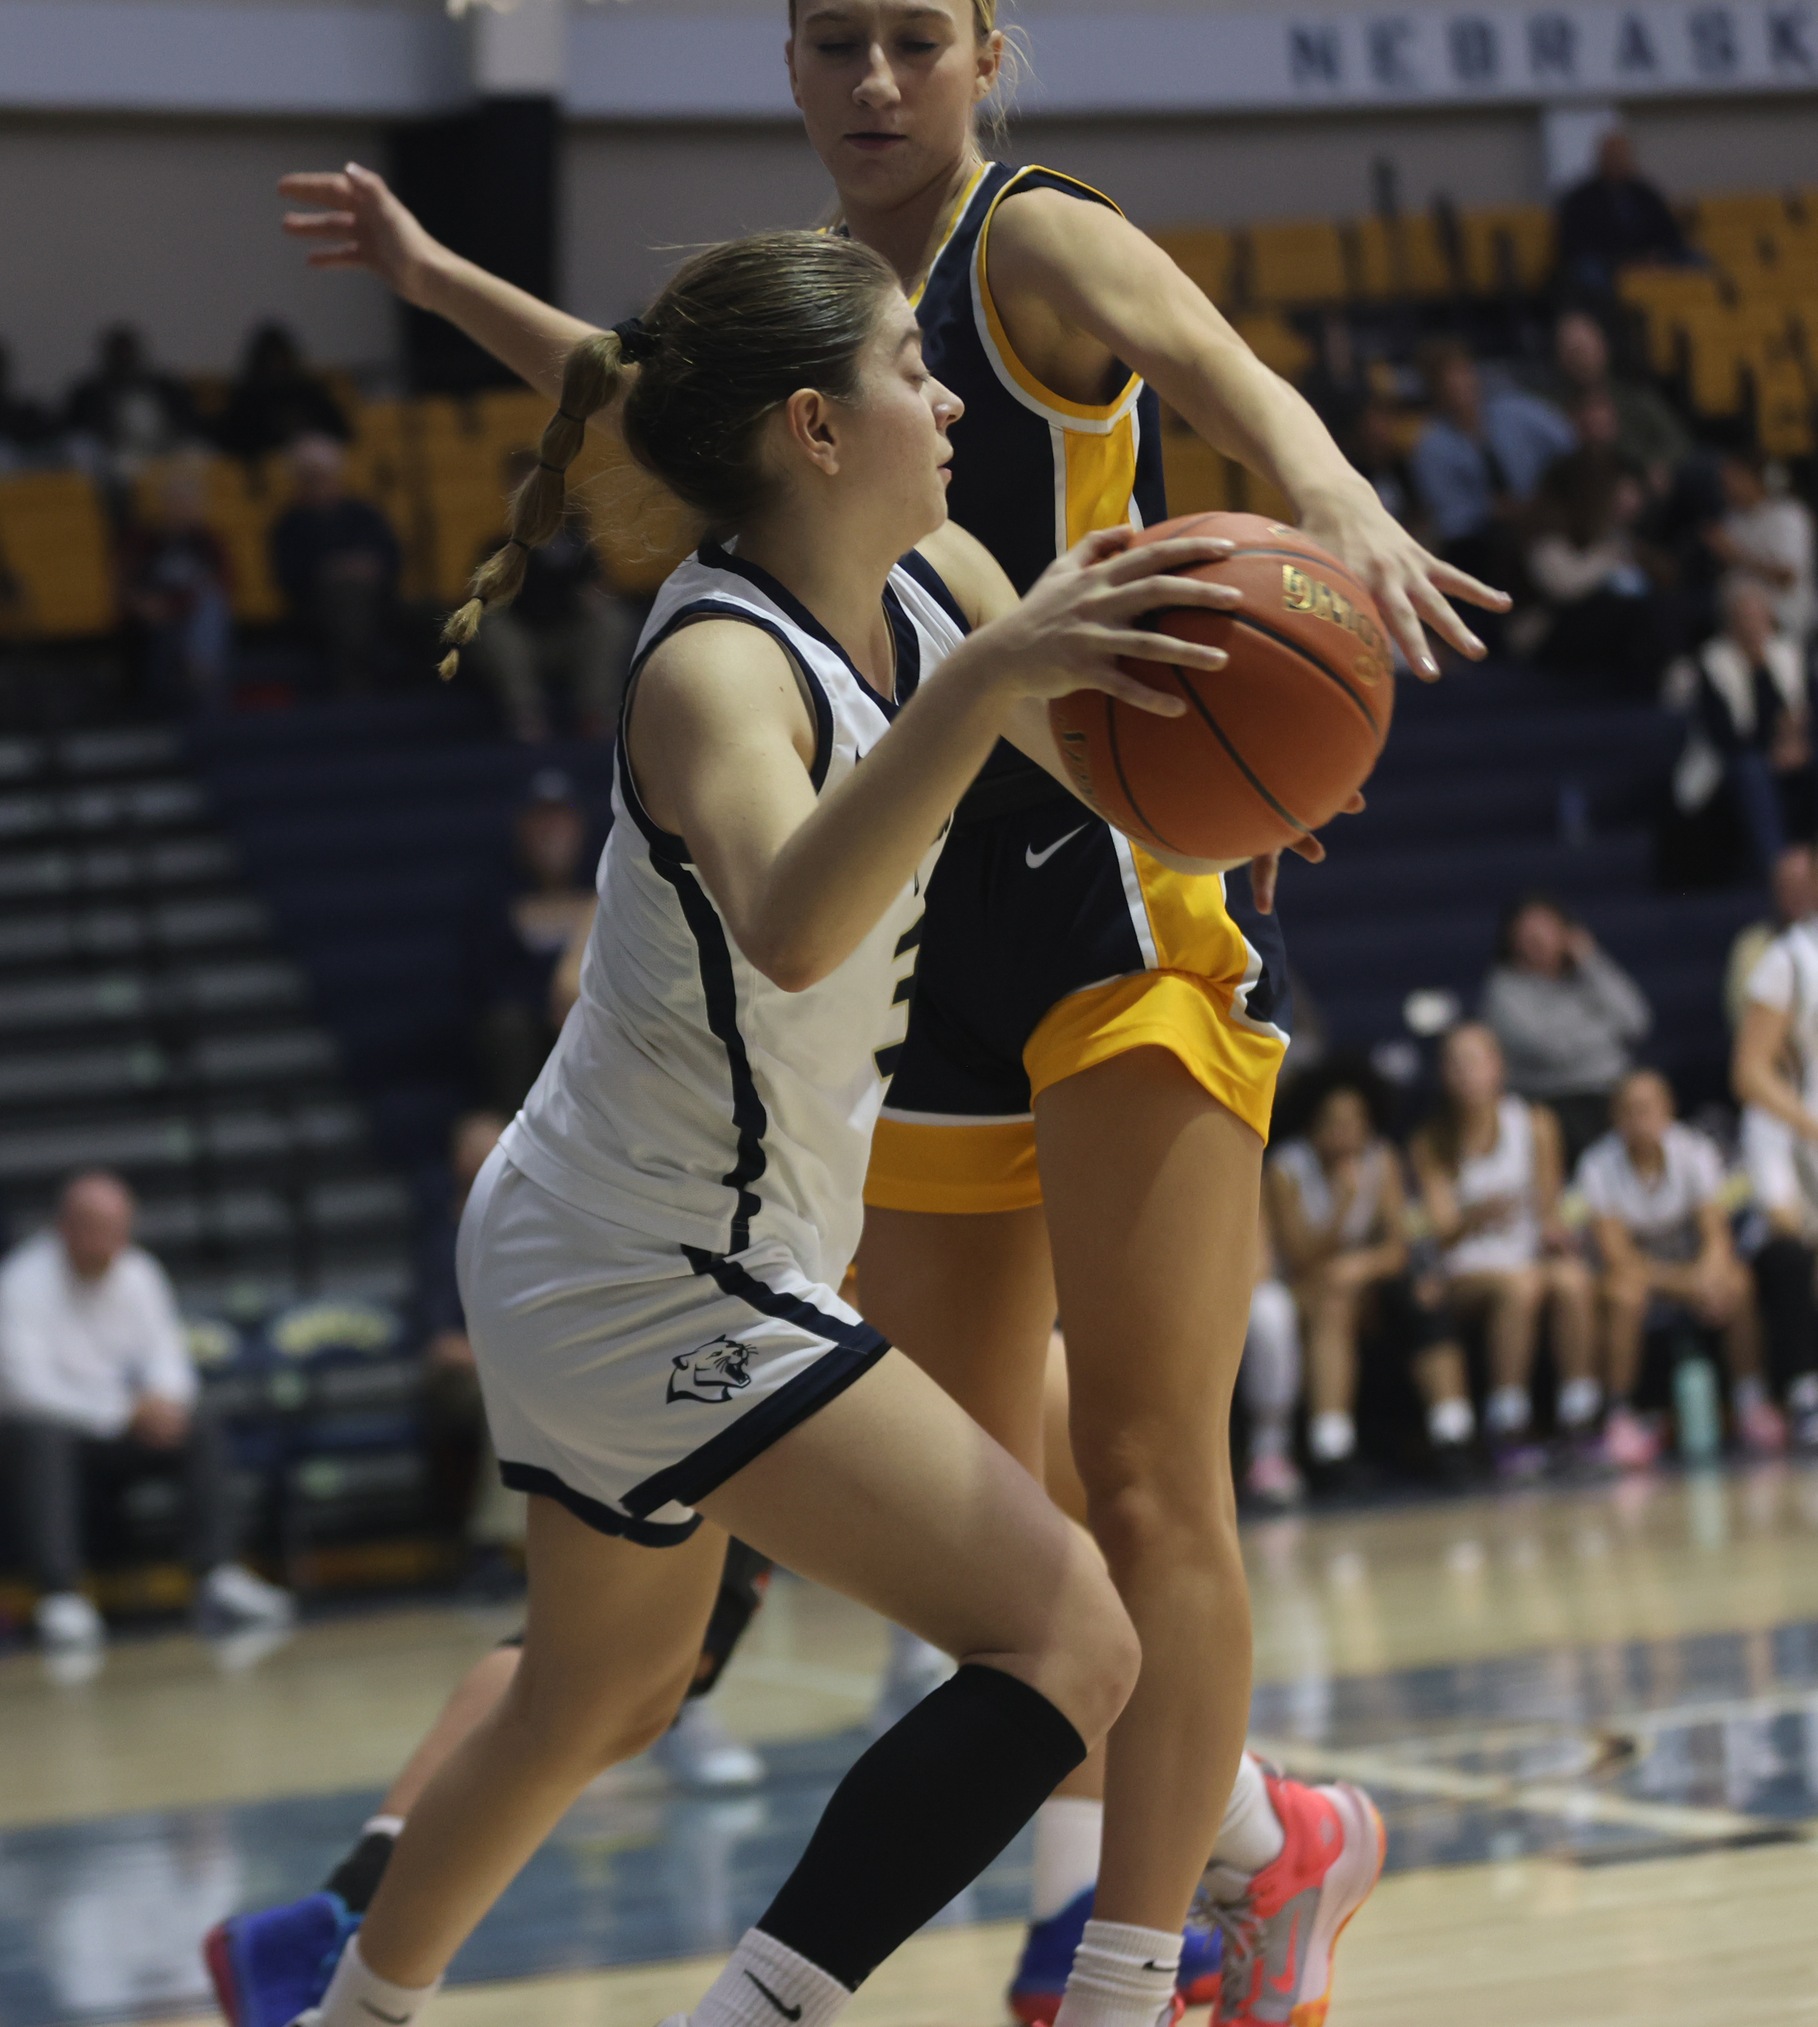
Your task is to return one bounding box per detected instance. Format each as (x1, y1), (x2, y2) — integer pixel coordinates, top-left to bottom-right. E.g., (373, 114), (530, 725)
(359, 2006), (410, 2026)
(743, 1972), (804, 2022)
(1025, 825), (1087, 870)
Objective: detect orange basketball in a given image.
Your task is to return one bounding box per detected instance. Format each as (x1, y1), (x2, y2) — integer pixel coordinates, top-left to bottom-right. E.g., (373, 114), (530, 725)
(1049, 512), (1396, 860)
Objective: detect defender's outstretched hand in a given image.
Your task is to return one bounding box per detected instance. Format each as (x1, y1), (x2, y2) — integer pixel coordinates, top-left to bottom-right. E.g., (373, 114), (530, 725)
(1298, 482), (1509, 681)
(279, 162), (442, 304)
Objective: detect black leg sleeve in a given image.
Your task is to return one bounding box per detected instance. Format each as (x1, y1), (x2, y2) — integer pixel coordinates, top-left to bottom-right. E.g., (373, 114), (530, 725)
(1753, 1237), (1818, 1390)
(757, 1663), (1086, 1990)
(1, 1416), (86, 1594)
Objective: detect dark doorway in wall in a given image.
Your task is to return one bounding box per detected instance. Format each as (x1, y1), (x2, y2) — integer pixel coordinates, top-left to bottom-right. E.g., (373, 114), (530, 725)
(389, 96), (559, 393)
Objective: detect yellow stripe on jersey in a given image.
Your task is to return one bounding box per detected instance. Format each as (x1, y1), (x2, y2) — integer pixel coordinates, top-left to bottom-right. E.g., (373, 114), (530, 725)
(973, 171), (1147, 432)
(865, 1113), (1043, 1215)
(908, 162), (993, 312)
(1063, 419), (1144, 551)
(1024, 971), (1285, 1145)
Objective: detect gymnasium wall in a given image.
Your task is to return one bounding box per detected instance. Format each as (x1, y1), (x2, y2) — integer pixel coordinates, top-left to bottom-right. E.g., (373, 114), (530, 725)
(4, 90), (1815, 398)
(0, 115), (392, 398)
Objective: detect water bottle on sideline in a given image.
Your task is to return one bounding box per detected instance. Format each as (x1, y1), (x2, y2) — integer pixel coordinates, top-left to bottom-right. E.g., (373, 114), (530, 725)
(1674, 1355), (1723, 1464)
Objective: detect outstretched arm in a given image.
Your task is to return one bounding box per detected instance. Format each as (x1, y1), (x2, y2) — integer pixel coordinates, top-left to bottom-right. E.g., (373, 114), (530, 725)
(986, 192), (1512, 679)
(279, 163), (604, 410)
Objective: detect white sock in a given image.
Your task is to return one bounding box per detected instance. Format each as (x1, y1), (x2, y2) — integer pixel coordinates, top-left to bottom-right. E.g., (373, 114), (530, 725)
(1557, 1377), (1603, 1429)
(1054, 1920), (1180, 2027)
(692, 1929), (851, 2027)
(1428, 1396), (1474, 1447)
(1486, 1385), (1531, 1437)
(318, 1935), (440, 2027)
(1207, 1752), (1285, 1877)
(1031, 1796), (1103, 1920)
(364, 1813), (407, 1840)
(1733, 1374), (1768, 1416)
(1308, 1410), (1355, 1462)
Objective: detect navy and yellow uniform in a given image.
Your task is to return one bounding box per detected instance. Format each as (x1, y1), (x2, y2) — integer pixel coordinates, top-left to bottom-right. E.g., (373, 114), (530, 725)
(864, 161), (1292, 1215)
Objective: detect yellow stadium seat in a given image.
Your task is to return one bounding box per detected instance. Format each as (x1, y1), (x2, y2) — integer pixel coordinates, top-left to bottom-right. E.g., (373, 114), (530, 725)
(1152, 228), (1235, 306)
(1692, 191), (1793, 241)
(1160, 434), (1233, 518)
(0, 472), (116, 639)
(1245, 220), (1348, 307)
(1350, 214), (1455, 301)
(1459, 205), (1555, 295)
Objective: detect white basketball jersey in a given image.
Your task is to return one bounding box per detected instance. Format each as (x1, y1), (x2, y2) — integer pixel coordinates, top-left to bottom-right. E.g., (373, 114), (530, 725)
(501, 540), (967, 1284)
(1443, 1096), (1542, 1276)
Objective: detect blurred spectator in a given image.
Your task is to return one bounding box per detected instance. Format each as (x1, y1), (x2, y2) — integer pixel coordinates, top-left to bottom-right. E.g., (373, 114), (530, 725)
(0, 341), (55, 465)
(1410, 339), (1574, 590)
(1731, 891), (1818, 1450)
(270, 434), (402, 690)
(1703, 447), (1815, 647)
(1409, 1024), (1601, 1466)
(1534, 309), (1691, 492)
(1344, 399), (1419, 532)
(1669, 578), (1816, 878)
(1480, 896), (1653, 1164)
(1265, 1068), (1475, 1490)
(0, 1172), (294, 1651)
(62, 324), (198, 484)
(1521, 422), (1671, 694)
(1576, 1069), (1782, 1468)
(117, 460), (234, 714)
(464, 451), (637, 743)
(215, 321), (351, 463)
(415, 1111), (522, 1579)
(1555, 128), (1691, 298)
(463, 770), (597, 1115)
(1724, 845), (1816, 1031)
(1239, 1221), (1303, 1509)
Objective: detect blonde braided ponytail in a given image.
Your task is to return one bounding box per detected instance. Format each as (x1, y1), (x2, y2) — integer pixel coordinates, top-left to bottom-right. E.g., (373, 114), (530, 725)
(437, 328), (628, 680)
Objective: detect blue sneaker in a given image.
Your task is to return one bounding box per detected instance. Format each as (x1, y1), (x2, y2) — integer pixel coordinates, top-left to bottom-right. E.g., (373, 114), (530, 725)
(204, 1891), (360, 2027)
(1008, 1888), (1224, 2023)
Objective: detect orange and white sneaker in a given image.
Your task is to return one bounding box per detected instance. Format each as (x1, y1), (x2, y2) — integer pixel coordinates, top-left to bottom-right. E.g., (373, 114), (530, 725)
(1198, 1772), (1384, 2027)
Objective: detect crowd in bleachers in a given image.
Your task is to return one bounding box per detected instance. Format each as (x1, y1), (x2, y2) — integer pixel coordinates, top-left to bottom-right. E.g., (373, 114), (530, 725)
(5, 131), (1818, 1632)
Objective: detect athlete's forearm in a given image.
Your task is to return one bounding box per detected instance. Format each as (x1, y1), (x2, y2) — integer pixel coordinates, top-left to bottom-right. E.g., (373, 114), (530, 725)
(745, 651), (1010, 991)
(414, 246), (606, 410)
(1168, 341), (1376, 525)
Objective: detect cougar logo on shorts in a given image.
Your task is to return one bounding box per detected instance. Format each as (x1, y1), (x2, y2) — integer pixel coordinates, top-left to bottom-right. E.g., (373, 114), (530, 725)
(668, 1336), (756, 1405)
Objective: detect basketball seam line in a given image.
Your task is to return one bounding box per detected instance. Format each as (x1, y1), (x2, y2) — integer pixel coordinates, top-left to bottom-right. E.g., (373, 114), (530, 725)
(1167, 662), (1314, 838)
(1104, 694), (1180, 853)
(1144, 602), (1382, 735)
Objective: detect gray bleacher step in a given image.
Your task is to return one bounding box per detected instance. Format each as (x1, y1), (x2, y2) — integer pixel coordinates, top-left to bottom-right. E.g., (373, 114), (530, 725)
(0, 1101), (365, 1183)
(60, 727), (185, 775)
(0, 1027), (340, 1107)
(0, 778), (206, 843)
(0, 959), (309, 1035)
(0, 835), (238, 902)
(0, 895), (271, 967)
(127, 1174), (412, 1251)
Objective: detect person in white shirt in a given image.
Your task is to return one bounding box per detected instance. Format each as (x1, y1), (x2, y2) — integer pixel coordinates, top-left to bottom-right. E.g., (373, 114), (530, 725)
(0, 1171), (293, 1649)
(1575, 1072), (1776, 1471)
(1409, 1023), (1599, 1467)
(1707, 447), (1816, 647)
(1731, 907), (1818, 1450)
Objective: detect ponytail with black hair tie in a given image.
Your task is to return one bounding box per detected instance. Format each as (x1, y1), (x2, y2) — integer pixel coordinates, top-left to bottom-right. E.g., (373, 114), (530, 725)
(611, 316), (660, 365)
(438, 323), (635, 680)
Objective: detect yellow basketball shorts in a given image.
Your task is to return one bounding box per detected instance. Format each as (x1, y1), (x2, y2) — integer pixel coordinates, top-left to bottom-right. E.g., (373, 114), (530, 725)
(864, 791), (1290, 1216)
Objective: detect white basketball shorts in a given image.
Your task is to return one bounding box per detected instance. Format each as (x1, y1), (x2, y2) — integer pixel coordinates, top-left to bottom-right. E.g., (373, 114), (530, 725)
(456, 1146), (889, 1545)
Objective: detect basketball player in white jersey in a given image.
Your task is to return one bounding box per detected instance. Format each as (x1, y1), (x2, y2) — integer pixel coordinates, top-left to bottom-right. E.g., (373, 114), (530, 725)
(287, 229), (1258, 2027)
(1733, 911), (1818, 1449)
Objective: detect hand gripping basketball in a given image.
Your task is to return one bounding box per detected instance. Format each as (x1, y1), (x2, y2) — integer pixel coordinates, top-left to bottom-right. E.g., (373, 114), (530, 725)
(1048, 512), (1396, 862)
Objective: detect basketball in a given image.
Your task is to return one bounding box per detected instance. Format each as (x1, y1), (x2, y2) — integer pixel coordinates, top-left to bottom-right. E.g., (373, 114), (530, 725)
(1049, 511), (1397, 861)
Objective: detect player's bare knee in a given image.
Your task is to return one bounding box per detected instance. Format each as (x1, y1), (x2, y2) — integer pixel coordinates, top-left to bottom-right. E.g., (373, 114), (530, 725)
(1031, 1558), (1140, 1745)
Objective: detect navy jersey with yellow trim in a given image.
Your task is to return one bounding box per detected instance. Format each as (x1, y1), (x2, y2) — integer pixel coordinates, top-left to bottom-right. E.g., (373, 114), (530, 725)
(915, 161), (1167, 595)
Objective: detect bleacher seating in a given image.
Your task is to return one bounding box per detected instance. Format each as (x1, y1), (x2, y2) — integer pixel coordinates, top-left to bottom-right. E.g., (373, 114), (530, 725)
(191, 694), (614, 1168)
(0, 723), (413, 1320)
(1278, 664), (1756, 1107)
